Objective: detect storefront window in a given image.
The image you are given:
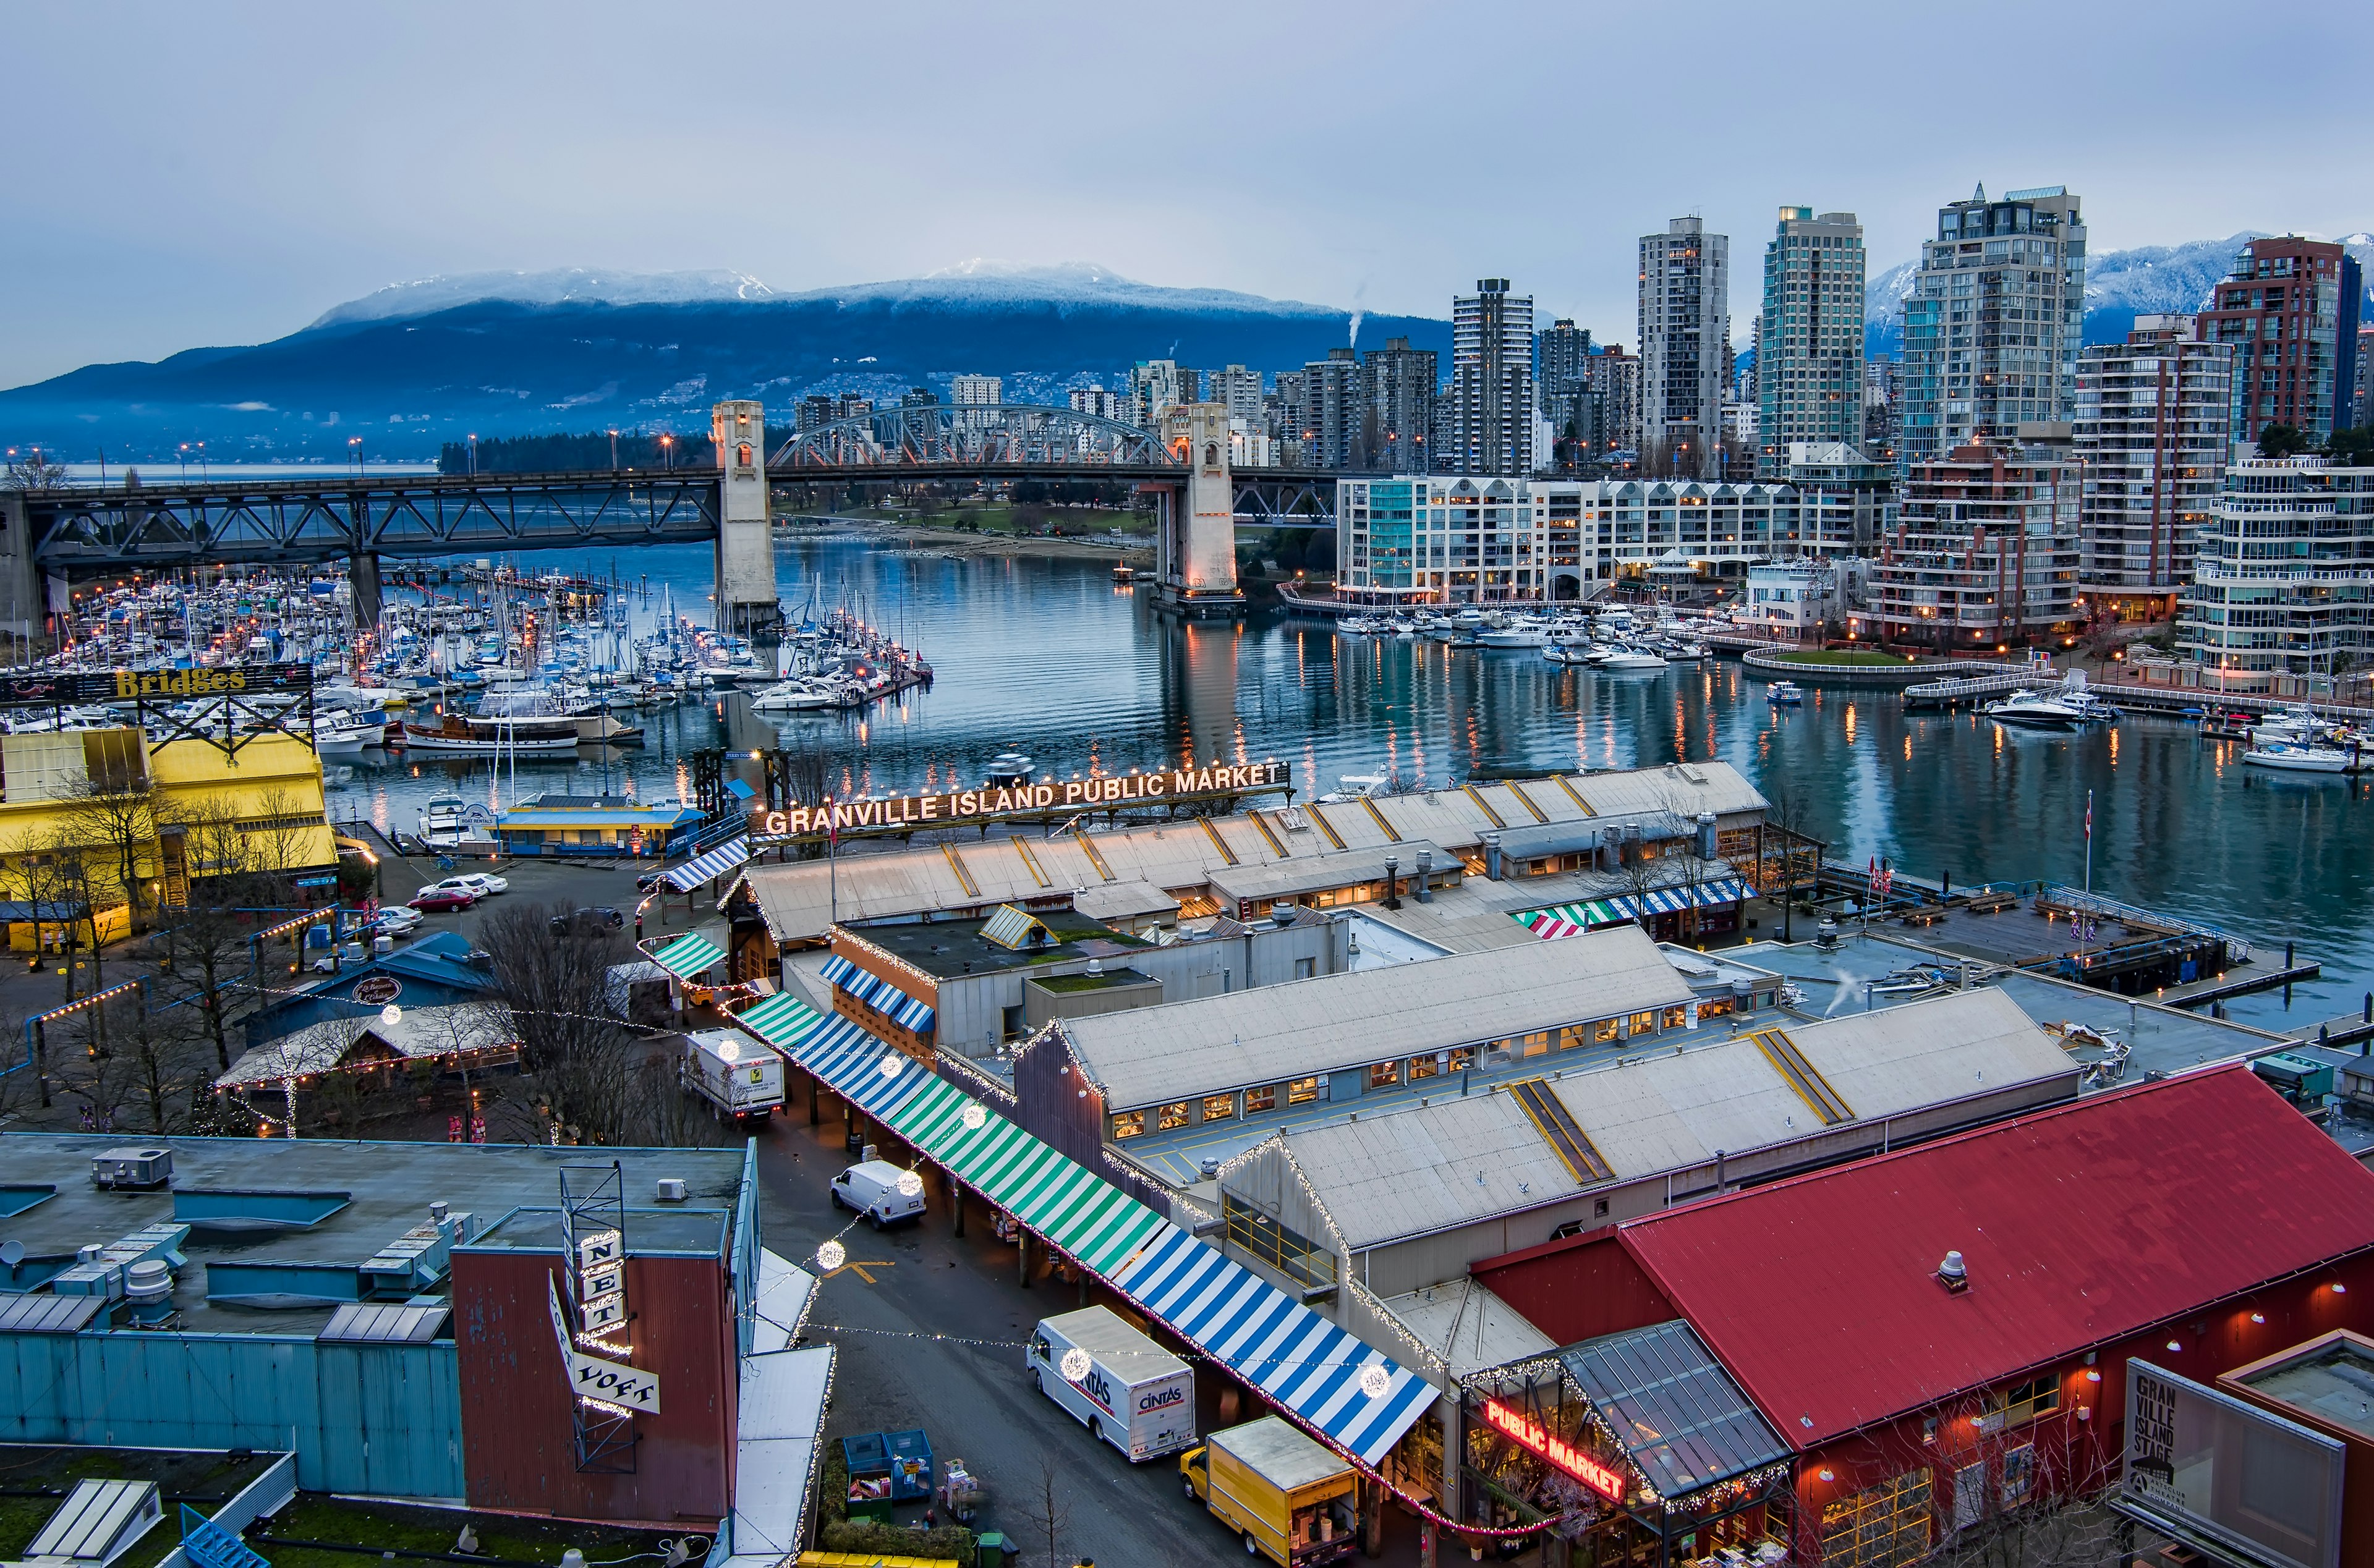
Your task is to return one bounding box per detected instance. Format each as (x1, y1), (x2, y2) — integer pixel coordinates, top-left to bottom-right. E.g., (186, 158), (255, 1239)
(1408, 1054), (1440, 1081)
(1445, 1046), (1474, 1072)
(1202, 1093), (1236, 1121)
(1663, 1006), (1690, 1029)
(1287, 1075), (1325, 1104)
(1594, 1017), (1620, 1043)
(1110, 1110), (1146, 1140)
(1158, 1101), (1191, 1132)
(1246, 1085), (1277, 1113)
(1628, 1010), (1659, 1037)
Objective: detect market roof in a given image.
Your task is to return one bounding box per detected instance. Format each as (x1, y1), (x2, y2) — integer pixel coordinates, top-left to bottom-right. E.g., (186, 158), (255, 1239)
(1051, 923), (1691, 1111)
(218, 1001), (510, 1089)
(1613, 1066), (2374, 1448)
(1265, 988), (2078, 1251)
(1207, 842), (1465, 905)
(844, 908), (1143, 980)
(731, 760), (1771, 942)
(1560, 1320), (1792, 1497)
(1379, 1279), (1558, 1381)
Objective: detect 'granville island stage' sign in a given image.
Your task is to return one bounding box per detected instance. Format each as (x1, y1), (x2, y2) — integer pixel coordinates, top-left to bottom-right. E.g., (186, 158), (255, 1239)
(757, 760), (1291, 836)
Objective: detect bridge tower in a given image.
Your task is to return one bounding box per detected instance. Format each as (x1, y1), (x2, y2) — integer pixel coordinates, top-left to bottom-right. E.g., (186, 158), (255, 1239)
(712, 400), (778, 637)
(1152, 403), (1242, 617)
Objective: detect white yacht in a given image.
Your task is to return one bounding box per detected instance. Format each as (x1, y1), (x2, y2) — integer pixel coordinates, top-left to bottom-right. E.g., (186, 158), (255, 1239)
(1599, 646), (1670, 671)
(1476, 619), (1550, 650)
(418, 795), (472, 847)
(1983, 690), (2089, 730)
(2244, 740), (2357, 774)
(750, 677), (842, 713)
(1317, 772), (1393, 802)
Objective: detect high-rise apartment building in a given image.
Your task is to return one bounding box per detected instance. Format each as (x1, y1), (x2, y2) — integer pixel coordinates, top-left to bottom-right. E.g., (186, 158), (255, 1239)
(2357, 327), (2374, 431)
(948, 375), (1002, 406)
(1175, 368), (1203, 406)
(1862, 359), (1900, 465)
(1871, 439), (2082, 648)
(2072, 316), (2232, 622)
(2180, 456), (2374, 674)
(1130, 360), (1185, 430)
(1538, 320), (1593, 473)
(1898, 185), (2087, 471)
(1296, 347), (1366, 470)
(1209, 365), (1264, 429)
(1363, 336), (1436, 477)
(1638, 219), (1729, 477)
(794, 394), (837, 434)
(1757, 208), (1866, 473)
(900, 386), (939, 410)
(1597, 346), (1641, 457)
(2194, 235), (2363, 447)
(1439, 279), (1534, 475)
(1067, 386), (1125, 422)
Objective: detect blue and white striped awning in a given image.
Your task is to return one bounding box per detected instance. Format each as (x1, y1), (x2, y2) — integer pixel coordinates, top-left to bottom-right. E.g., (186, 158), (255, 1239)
(1609, 876), (1755, 919)
(649, 931), (728, 982)
(664, 836), (751, 891)
(1115, 1227), (1439, 1465)
(817, 954), (936, 1034)
(739, 993), (1436, 1467)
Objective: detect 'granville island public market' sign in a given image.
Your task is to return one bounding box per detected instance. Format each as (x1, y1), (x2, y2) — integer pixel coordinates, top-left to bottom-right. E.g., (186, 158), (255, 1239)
(757, 760), (1291, 836)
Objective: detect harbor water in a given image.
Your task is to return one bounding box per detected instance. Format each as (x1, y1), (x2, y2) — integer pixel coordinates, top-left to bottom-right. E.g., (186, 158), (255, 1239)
(336, 533), (2374, 1035)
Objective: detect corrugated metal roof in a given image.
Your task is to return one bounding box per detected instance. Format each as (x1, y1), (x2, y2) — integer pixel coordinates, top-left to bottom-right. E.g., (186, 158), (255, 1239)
(1377, 1279), (1558, 1380)
(1275, 990), (2078, 1250)
(1619, 1065), (2374, 1449)
(1060, 925), (1691, 1111)
(317, 1301), (451, 1342)
(0, 1292), (106, 1334)
(1560, 1320), (1790, 1496)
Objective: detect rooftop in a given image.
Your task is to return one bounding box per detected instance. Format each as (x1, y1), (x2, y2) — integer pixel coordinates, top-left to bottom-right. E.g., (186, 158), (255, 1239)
(2225, 1331), (2374, 1443)
(1608, 1067), (2374, 1447)
(0, 1135), (748, 1336)
(845, 907), (1146, 981)
(1053, 923), (1692, 1112)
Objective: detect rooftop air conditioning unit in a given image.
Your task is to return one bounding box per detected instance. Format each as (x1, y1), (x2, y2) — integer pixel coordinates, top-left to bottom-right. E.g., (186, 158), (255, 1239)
(90, 1148), (173, 1190)
(656, 1178), (689, 1202)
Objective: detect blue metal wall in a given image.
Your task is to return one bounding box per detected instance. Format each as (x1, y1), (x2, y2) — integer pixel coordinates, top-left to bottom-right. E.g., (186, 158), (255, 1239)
(0, 1329), (463, 1496)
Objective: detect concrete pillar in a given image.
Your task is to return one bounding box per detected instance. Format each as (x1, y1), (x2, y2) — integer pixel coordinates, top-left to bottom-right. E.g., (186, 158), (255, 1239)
(0, 493), (38, 646)
(1359, 1477), (1382, 1558)
(1018, 1230), (1031, 1287)
(712, 400), (778, 638)
(951, 1185), (964, 1237)
(1157, 404), (1241, 616)
(349, 553), (384, 627)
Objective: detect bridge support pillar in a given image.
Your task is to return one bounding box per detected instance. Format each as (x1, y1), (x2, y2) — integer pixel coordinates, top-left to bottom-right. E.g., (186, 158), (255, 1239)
(349, 553), (383, 629)
(1154, 403), (1241, 618)
(712, 400), (779, 639)
(0, 493), (37, 651)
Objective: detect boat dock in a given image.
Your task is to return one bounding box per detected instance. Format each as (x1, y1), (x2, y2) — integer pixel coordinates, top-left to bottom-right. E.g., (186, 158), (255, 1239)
(1902, 667), (2063, 710)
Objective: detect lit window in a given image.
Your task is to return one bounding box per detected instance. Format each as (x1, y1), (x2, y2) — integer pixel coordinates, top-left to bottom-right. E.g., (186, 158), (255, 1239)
(1445, 1046), (1474, 1072)
(1628, 1011), (1659, 1037)
(1369, 1061), (1400, 1088)
(1594, 1018), (1621, 1043)
(1245, 1085), (1277, 1113)
(1201, 1094), (1236, 1122)
(1408, 1054), (1440, 1081)
(1287, 1076), (1324, 1105)
(1158, 1101), (1190, 1132)
(1110, 1110), (1145, 1140)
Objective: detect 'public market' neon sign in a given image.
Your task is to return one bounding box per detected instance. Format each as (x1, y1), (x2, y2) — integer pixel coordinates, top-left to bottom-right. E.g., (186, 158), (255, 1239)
(1483, 1398), (1625, 1500)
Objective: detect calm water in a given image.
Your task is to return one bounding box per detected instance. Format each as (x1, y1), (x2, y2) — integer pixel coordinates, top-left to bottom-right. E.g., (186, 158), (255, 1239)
(345, 535), (2374, 1033)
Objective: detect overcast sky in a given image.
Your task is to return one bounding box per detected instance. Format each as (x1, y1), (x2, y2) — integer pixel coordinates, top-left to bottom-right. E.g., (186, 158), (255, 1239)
(6, 0), (2367, 388)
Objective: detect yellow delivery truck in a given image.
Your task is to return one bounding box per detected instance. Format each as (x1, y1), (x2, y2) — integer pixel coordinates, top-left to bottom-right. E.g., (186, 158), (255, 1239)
(1179, 1416), (1358, 1566)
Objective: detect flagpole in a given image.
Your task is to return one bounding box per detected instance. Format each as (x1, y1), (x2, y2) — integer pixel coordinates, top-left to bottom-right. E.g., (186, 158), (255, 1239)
(2084, 788), (2093, 900)
(827, 795), (838, 928)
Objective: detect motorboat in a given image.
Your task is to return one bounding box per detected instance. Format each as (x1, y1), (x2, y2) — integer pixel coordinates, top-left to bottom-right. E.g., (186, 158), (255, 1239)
(1659, 640), (1708, 662)
(2251, 706), (2337, 747)
(1599, 647), (1670, 671)
(1112, 562), (1134, 584)
(1337, 615), (1384, 635)
(418, 795), (472, 847)
(309, 714), (384, 757)
(1983, 690), (2089, 730)
(985, 750), (1036, 787)
(1387, 616), (1418, 637)
(2243, 741), (2357, 774)
(1766, 680), (1805, 706)
(1476, 620), (1550, 650)
(1543, 644), (1595, 666)
(749, 678), (843, 713)
(1317, 772), (1393, 802)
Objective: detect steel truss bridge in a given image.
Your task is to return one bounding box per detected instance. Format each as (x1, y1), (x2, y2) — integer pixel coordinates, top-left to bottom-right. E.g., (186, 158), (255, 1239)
(6, 406), (1342, 580)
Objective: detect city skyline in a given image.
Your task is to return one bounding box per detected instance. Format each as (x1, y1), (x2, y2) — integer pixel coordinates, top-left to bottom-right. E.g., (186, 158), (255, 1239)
(3, 0), (2369, 387)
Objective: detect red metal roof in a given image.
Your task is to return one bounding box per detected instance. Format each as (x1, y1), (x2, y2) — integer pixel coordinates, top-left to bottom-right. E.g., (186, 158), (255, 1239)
(1615, 1066), (2374, 1449)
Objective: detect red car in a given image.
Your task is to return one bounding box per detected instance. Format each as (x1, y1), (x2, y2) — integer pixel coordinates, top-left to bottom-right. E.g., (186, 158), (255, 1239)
(408, 888), (476, 913)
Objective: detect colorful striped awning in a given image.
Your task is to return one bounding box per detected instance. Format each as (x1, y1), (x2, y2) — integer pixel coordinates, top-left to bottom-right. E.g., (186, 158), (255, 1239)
(743, 996), (1436, 1467)
(664, 836), (751, 891)
(1515, 878), (1755, 938)
(817, 954), (935, 1033)
(649, 931), (728, 981)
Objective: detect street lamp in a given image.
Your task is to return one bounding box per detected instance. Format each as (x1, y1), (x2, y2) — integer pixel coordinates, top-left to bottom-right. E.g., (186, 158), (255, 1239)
(660, 434), (673, 471)
(347, 436), (363, 476)
(467, 433), (477, 476)
(608, 428), (620, 470)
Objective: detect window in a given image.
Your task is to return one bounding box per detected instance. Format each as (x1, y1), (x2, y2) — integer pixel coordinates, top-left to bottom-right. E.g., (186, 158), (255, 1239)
(1245, 1085), (1277, 1113)
(1408, 1054), (1439, 1081)
(1516, 1030), (1553, 1057)
(1594, 1017), (1620, 1043)
(1820, 1468), (1934, 1568)
(1110, 1110), (1146, 1140)
(1662, 1006), (1690, 1029)
(1158, 1101), (1190, 1132)
(1996, 1375), (2060, 1426)
(1628, 1011), (1659, 1038)
(1445, 1046), (1474, 1072)
(1287, 1075), (1325, 1105)
(1593, 1197), (1610, 1219)
(1293, 956), (1316, 980)
(1369, 1061), (1400, 1088)
(1223, 1192), (1336, 1289)
(1201, 1093), (1236, 1122)
(2001, 1444), (2035, 1508)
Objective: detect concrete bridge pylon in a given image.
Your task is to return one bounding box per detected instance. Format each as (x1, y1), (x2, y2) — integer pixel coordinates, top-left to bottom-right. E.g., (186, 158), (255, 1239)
(712, 399), (779, 637)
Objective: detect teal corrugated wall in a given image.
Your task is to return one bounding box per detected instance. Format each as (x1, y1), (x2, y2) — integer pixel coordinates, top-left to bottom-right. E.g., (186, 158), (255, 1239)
(0, 1330), (462, 1496)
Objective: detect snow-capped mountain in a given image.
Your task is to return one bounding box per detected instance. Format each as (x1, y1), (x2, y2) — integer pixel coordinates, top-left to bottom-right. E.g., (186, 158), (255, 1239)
(310, 268), (778, 330)
(1865, 232), (2374, 358)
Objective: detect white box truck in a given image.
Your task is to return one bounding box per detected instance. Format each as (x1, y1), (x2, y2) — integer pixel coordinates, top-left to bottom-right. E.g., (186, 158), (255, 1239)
(682, 1028), (783, 1127)
(1027, 1305), (1196, 1463)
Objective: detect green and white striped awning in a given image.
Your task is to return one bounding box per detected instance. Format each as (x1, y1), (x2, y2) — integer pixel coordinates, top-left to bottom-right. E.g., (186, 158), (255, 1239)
(887, 1077), (1172, 1279)
(649, 931), (728, 981)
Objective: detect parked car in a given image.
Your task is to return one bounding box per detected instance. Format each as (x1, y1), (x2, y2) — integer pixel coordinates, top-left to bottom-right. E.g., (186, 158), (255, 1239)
(548, 905), (627, 936)
(408, 888), (475, 913)
(423, 874), (504, 901)
(369, 907), (423, 938)
(635, 871), (665, 894)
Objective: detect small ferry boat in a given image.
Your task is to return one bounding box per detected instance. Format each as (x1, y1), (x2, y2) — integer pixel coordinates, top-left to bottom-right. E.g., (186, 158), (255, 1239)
(1112, 562), (1134, 585)
(1766, 680), (1805, 706)
(985, 750), (1036, 787)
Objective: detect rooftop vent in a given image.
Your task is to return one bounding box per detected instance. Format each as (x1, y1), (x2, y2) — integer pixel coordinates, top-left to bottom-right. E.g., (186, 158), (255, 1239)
(90, 1148), (172, 1191)
(1270, 901), (1295, 928)
(1937, 1250), (1970, 1294)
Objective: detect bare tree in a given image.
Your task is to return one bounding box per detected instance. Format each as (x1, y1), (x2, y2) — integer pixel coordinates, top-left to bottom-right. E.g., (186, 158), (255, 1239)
(1654, 790), (1714, 944)
(474, 901), (643, 1145)
(1761, 784), (1823, 943)
(66, 764), (160, 933)
(151, 796), (275, 1070)
(1016, 1456), (1073, 1567)
(2, 449), (69, 491)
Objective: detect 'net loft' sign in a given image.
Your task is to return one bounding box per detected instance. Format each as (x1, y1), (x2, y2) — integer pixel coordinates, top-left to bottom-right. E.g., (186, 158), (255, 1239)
(546, 1271), (662, 1417)
(757, 760), (1291, 836)
(1483, 1397), (1626, 1502)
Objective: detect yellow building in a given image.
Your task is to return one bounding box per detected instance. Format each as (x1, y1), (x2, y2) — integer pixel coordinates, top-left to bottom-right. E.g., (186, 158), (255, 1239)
(0, 727), (334, 945)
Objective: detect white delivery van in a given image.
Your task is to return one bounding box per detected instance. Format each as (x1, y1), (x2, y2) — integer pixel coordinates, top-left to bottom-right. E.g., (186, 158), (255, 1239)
(830, 1159), (927, 1227)
(682, 1028), (783, 1127)
(1027, 1305), (1196, 1462)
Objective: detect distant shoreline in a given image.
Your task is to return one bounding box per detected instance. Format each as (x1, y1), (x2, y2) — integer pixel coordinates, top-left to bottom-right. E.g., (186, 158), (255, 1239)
(781, 514), (1155, 564)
